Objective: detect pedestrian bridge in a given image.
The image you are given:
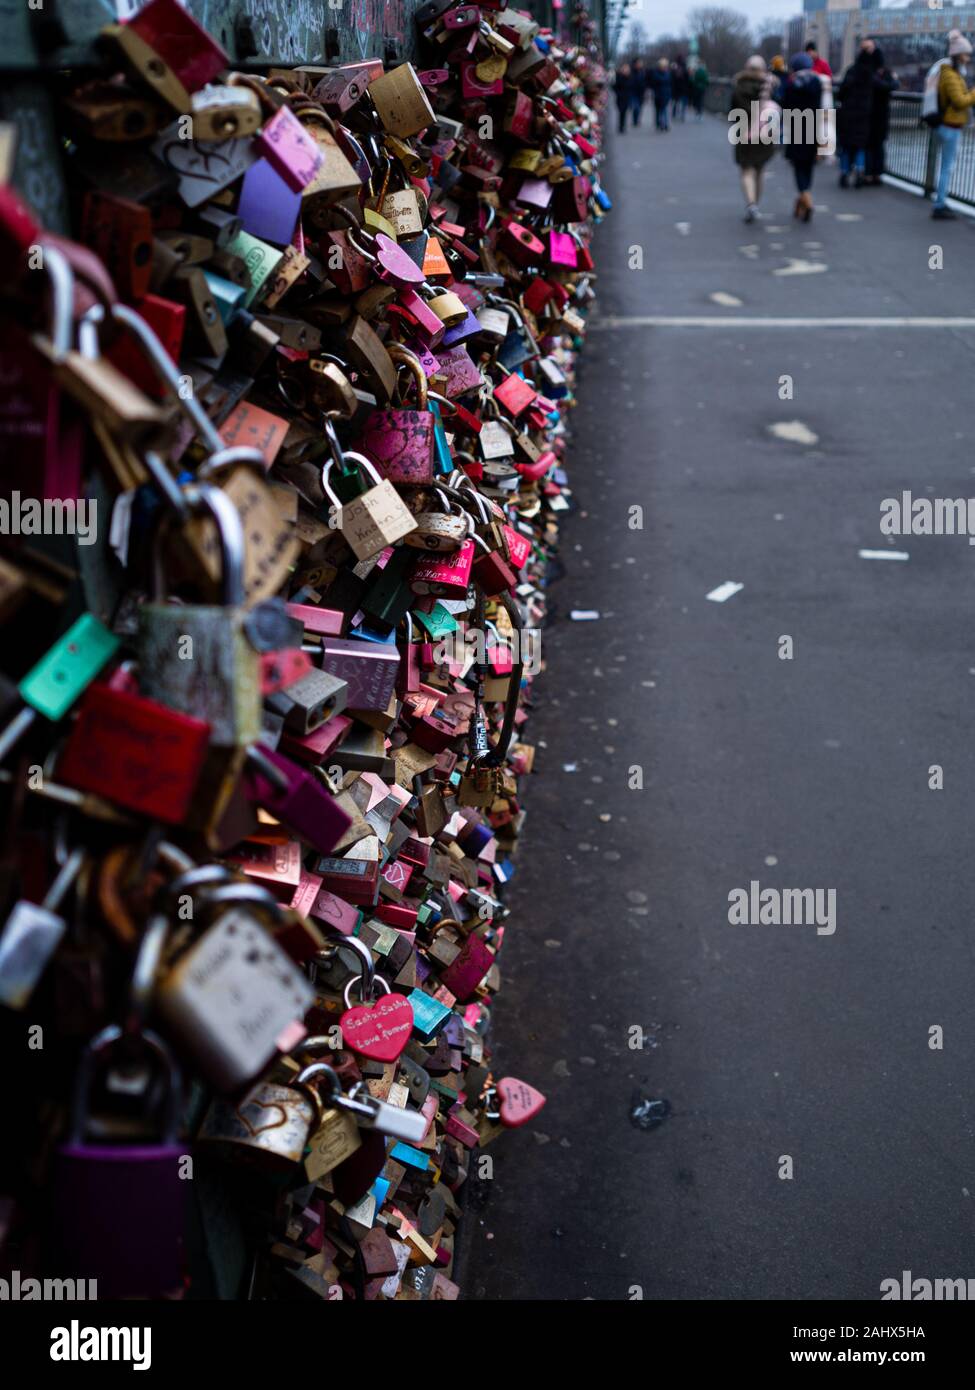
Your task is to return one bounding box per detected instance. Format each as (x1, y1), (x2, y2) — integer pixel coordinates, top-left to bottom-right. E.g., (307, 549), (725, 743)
(462, 112), (975, 1301)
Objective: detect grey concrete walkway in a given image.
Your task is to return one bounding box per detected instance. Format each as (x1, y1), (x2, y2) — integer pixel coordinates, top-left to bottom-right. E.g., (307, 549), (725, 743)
(463, 114), (975, 1300)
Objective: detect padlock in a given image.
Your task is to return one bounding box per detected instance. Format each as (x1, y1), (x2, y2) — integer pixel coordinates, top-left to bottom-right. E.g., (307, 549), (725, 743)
(137, 483), (262, 748)
(321, 450), (417, 561)
(197, 1068), (323, 1172)
(57, 683), (212, 824)
(369, 64), (436, 138)
(266, 667), (348, 734)
(53, 1025), (186, 1298)
(243, 744), (353, 856)
(156, 887), (315, 1093)
(255, 105), (325, 193)
(0, 847), (85, 1009)
(410, 536), (475, 598)
(356, 346), (437, 486)
(105, 0), (229, 114)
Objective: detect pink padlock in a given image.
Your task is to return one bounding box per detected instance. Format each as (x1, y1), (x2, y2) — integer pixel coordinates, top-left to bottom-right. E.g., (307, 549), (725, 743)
(517, 177), (553, 211)
(548, 230), (578, 268)
(411, 538), (475, 598)
(358, 408), (436, 485)
(397, 287), (446, 347)
(256, 106), (324, 193)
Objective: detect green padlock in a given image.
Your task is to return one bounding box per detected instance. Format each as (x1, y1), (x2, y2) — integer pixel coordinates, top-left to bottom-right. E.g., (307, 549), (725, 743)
(0, 614), (120, 763)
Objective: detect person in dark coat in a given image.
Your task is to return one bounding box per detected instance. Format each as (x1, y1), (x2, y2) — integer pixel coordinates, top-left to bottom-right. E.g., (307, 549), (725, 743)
(630, 58), (649, 127)
(651, 58), (673, 130)
(865, 45), (897, 182)
(613, 62), (632, 134)
(836, 42), (877, 186)
(671, 56), (690, 121)
(730, 56), (778, 222)
(781, 52), (823, 221)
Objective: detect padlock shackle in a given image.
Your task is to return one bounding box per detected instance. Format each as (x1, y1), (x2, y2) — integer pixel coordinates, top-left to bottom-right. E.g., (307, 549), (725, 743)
(196, 445), (268, 481)
(320, 450), (383, 508)
(388, 343), (428, 409)
(68, 1024), (182, 1146)
(127, 913), (169, 1039)
(35, 243), (75, 359)
(151, 481), (246, 607)
(94, 302), (225, 458)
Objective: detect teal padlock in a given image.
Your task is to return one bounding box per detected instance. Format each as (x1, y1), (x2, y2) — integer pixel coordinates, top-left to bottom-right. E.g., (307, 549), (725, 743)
(0, 613), (120, 762)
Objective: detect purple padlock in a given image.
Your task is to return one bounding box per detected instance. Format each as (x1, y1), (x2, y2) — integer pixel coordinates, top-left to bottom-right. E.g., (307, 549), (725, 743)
(441, 308), (482, 349)
(53, 1025), (186, 1299)
(245, 744), (352, 856)
(237, 159), (301, 245)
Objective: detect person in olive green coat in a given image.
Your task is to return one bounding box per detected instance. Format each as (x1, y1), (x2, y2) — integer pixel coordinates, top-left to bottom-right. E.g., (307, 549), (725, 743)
(731, 56), (778, 223)
(933, 30), (975, 218)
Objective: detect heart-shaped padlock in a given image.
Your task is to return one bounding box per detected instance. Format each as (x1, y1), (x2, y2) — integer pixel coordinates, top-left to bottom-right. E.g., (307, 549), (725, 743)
(496, 1075), (546, 1127)
(340, 975), (414, 1063)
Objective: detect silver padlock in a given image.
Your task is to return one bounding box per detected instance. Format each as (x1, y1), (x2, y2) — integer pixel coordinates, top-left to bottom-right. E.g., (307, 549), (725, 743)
(155, 882), (314, 1093)
(137, 483), (261, 748)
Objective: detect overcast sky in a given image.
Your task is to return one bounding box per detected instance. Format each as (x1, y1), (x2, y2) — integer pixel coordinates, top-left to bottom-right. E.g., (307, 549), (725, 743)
(625, 0), (825, 41)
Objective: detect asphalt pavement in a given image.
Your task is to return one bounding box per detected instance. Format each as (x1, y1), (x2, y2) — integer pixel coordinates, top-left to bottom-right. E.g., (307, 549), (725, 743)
(463, 111), (975, 1300)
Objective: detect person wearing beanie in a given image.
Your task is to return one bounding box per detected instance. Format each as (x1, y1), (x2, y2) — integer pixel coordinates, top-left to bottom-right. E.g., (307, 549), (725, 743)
(781, 52), (822, 221)
(770, 54), (787, 103)
(730, 55), (778, 223)
(932, 30), (975, 218)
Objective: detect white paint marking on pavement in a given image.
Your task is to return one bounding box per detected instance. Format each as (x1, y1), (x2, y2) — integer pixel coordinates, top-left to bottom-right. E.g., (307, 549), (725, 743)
(834, 212), (862, 222)
(770, 242), (783, 250)
(709, 291), (743, 306)
(675, 221), (692, 235)
(858, 549), (909, 561)
(764, 225), (786, 233)
(739, 244), (760, 258)
(706, 581), (744, 603)
(773, 258), (829, 276)
(570, 609), (601, 620)
(769, 420), (818, 446)
(588, 316), (975, 330)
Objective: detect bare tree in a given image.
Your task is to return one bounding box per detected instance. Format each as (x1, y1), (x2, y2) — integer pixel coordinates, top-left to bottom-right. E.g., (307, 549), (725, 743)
(756, 17), (786, 64)
(624, 20), (648, 62)
(649, 32), (688, 63)
(686, 7), (752, 77)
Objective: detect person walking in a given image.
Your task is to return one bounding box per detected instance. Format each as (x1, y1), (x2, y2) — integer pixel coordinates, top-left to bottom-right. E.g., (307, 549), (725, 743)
(690, 60), (709, 120)
(630, 58), (648, 128)
(836, 42), (876, 187)
(806, 41), (832, 79)
(865, 46), (897, 184)
(781, 52), (822, 222)
(731, 55), (778, 223)
(931, 30), (975, 219)
(671, 56), (690, 122)
(651, 58), (672, 131)
(770, 55), (788, 103)
(613, 62), (632, 135)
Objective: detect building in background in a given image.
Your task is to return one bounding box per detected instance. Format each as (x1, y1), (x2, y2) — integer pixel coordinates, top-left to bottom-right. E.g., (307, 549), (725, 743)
(797, 2), (975, 89)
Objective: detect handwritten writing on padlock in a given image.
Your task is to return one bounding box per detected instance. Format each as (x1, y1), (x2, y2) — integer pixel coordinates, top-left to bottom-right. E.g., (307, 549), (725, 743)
(340, 975), (414, 1063)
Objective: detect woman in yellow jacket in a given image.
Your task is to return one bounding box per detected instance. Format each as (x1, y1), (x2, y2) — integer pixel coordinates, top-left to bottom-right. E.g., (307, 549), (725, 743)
(933, 30), (975, 219)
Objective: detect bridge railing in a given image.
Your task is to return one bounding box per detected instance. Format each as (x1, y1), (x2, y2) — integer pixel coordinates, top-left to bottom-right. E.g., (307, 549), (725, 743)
(703, 83), (975, 207)
(884, 91), (975, 206)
